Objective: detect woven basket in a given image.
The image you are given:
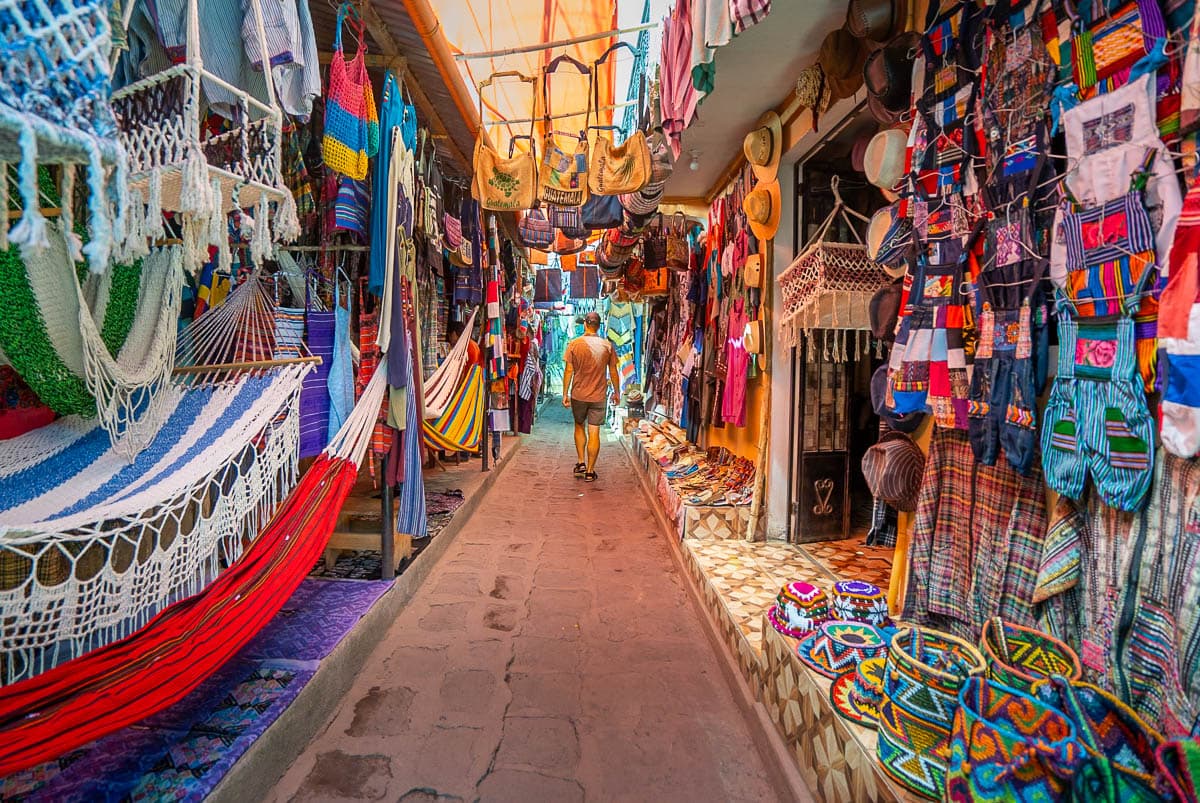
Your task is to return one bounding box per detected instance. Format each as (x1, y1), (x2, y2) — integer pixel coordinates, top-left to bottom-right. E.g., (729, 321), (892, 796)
(876, 626), (988, 799)
(980, 617), (1082, 693)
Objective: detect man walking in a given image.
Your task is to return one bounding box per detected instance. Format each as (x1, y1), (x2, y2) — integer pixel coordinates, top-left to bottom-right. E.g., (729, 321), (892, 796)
(562, 312), (620, 482)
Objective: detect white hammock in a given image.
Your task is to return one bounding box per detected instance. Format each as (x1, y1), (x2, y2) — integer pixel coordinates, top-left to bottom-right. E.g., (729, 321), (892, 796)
(424, 308), (478, 419)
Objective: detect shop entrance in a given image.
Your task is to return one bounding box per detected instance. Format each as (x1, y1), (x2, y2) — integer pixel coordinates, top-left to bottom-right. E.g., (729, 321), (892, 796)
(785, 130), (888, 545)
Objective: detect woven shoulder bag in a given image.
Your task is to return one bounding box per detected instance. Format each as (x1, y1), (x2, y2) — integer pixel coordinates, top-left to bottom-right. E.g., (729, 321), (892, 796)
(586, 44), (649, 196)
(1032, 675), (1168, 802)
(539, 55), (591, 207)
(518, 205), (554, 250)
(980, 618), (1082, 693)
(473, 74), (538, 211)
(322, 3), (377, 181)
(876, 626), (987, 799)
(947, 676), (1085, 801)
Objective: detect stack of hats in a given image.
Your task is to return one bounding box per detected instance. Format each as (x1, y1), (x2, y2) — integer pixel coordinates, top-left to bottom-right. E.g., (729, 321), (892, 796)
(767, 581), (830, 638)
(797, 621), (889, 679)
(830, 656), (887, 728)
(832, 580), (890, 626)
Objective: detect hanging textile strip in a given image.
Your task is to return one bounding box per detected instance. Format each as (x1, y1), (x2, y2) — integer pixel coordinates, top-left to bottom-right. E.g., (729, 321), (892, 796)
(1159, 181), (1200, 458)
(275, 307), (335, 458)
(422, 364), (485, 453)
(0, 364), (388, 776)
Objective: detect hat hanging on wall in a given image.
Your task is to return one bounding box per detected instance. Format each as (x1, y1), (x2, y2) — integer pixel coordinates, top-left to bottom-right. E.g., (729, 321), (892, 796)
(863, 128), (906, 196)
(743, 179), (781, 241)
(862, 429), (925, 512)
(867, 203), (911, 277)
(818, 26), (867, 102)
(743, 111), (783, 181)
(864, 31), (921, 126)
(851, 129), (876, 173)
(846, 0), (906, 43)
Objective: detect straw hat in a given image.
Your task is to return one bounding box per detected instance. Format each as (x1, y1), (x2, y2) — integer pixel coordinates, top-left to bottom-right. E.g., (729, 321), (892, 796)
(863, 128), (907, 193)
(742, 179), (781, 241)
(743, 111), (782, 181)
(818, 26), (867, 102)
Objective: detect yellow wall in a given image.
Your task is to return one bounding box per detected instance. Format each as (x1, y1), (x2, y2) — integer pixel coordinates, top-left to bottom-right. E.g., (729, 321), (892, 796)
(705, 370), (767, 460)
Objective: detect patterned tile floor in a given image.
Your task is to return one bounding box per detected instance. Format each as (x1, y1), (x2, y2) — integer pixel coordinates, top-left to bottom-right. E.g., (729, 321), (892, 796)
(800, 537), (894, 592)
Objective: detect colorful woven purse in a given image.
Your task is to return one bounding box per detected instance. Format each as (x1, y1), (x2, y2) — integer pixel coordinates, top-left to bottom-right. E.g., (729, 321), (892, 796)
(1032, 675), (1166, 802)
(473, 75), (538, 211)
(322, 3), (378, 181)
(518, 206), (554, 250)
(876, 626), (987, 799)
(947, 676), (1085, 802)
(1157, 738), (1200, 803)
(980, 618), (1083, 693)
(539, 55), (591, 207)
(1071, 0), (1166, 91)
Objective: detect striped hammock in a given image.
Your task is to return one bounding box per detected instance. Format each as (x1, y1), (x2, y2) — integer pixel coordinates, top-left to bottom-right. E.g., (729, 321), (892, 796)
(423, 308), (478, 419)
(423, 364), (484, 452)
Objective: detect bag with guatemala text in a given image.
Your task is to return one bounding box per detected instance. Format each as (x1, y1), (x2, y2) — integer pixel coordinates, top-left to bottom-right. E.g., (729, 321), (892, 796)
(586, 44), (650, 196)
(322, 4), (378, 181)
(472, 71), (538, 211)
(539, 55), (591, 207)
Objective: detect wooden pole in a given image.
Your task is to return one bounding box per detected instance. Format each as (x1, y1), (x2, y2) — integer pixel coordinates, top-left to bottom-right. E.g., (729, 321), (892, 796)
(172, 356), (323, 375)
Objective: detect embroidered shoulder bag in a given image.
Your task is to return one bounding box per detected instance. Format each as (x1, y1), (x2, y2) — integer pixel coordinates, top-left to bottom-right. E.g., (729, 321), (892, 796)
(322, 3), (378, 181)
(587, 44), (650, 196)
(539, 55), (590, 207)
(473, 73), (538, 211)
(518, 204), (554, 250)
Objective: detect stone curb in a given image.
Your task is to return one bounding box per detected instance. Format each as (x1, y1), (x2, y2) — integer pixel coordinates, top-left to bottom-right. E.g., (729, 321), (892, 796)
(211, 437), (527, 803)
(621, 437), (815, 803)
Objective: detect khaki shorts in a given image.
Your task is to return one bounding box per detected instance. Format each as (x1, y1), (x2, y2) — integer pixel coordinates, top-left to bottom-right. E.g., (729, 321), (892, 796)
(571, 399), (606, 426)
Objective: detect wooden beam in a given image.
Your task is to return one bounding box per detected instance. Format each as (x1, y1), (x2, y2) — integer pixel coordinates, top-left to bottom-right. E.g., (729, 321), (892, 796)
(400, 59), (474, 174)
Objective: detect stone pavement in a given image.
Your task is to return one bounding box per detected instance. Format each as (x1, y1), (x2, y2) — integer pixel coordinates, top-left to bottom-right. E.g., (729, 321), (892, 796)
(268, 403), (786, 803)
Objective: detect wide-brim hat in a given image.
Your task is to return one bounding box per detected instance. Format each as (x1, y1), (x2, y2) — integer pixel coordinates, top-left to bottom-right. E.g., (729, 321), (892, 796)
(830, 656), (887, 728)
(862, 429), (925, 511)
(744, 111), (783, 181)
(870, 363), (926, 434)
(864, 128), (907, 193)
(832, 580), (890, 626)
(847, 0), (907, 43)
(743, 179), (781, 241)
(864, 31), (921, 125)
(796, 621), (888, 679)
(867, 203), (911, 277)
(620, 181), (664, 216)
(819, 26), (867, 101)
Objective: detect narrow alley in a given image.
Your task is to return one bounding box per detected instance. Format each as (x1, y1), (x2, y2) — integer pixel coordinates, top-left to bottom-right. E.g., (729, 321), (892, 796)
(268, 403), (788, 803)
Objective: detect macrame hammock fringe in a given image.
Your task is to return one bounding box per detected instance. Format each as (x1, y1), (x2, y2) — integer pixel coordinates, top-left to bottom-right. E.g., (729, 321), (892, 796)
(0, 364), (388, 777)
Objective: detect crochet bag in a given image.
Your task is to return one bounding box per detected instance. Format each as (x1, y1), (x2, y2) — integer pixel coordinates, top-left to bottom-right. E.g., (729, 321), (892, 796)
(666, 212), (690, 270)
(947, 677), (1085, 802)
(473, 74), (538, 211)
(877, 626), (988, 799)
(322, 3), (378, 181)
(1032, 675), (1167, 802)
(586, 44), (650, 196)
(539, 55), (591, 207)
(980, 618), (1083, 692)
(518, 205), (554, 250)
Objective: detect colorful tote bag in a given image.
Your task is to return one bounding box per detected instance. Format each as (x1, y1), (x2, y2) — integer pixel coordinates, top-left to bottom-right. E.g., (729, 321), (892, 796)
(473, 74), (538, 211)
(876, 626), (988, 798)
(979, 618), (1082, 693)
(539, 55), (591, 207)
(322, 3), (378, 181)
(518, 206), (554, 250)
(1032, 675), (1167, 802)
(947, 676), (1085, 802)
(1071, 0), (1167, 91)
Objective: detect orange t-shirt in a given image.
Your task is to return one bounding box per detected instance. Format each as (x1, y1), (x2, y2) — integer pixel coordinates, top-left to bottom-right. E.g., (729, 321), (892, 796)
(564, 334), (617, 402)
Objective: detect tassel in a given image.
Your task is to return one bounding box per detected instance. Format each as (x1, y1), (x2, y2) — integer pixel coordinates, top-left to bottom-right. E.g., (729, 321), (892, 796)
(82, 140), (112, 272)
(180, 149), (212, 218)
(250, 196), (270, 265)
(109, 149), (130, 259)
(274, 190), (300, 243)
(146, 167), (165, 240)
(9, 122), (47, 251)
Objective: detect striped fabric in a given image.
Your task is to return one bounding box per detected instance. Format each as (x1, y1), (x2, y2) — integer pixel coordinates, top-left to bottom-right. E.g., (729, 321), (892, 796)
(1160, 182), (1200, 458)
(1040, 317), (1155, 511)
(423, 365), (484, 453)
(333, 176), (370, 237)
(276, 307), (334, 458)
(903, 427), (1048, 639)
(396, 326), (427, 538)
(729, 0), (770, 34)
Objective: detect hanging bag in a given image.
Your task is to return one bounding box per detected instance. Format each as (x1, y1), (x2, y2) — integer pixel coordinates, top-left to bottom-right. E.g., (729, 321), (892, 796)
(587, 43), (650, 196)
(322, 3), (377, 181)
(518, 204), (554, 250)
(642, 213), (668, 269)
(473, 73), (539, 211)
(580, 193), (624, 230)
(666, 211), (690, 270)
(539, 55), (591, 207)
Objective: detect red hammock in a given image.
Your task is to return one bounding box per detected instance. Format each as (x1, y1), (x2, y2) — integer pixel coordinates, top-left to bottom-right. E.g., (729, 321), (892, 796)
(0, 454), (358, 777)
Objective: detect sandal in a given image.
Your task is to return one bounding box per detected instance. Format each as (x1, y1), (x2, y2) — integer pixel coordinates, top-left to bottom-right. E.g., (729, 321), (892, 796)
(584, 471), (598, 483)
(573, 462), (586, 477)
